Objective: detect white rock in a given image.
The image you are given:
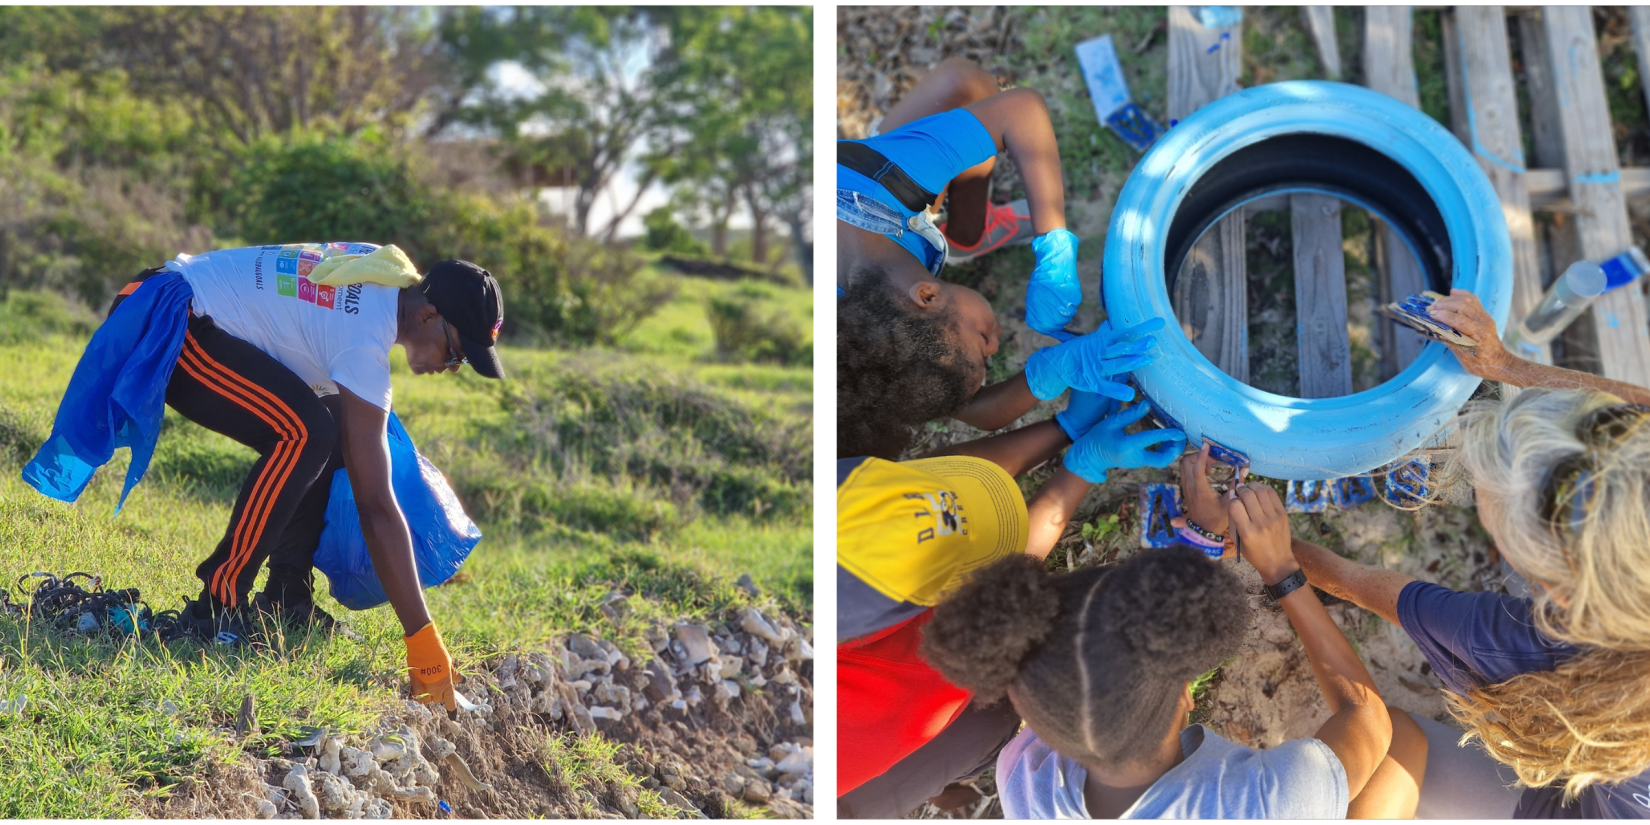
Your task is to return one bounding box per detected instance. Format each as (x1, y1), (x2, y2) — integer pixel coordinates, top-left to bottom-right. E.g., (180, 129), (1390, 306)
(771, 666), (797, 685)
(718, 656), (744, 679)
(747, 637), (769, 669)
(340, 746), (374, 778)
(368, 738), (405, 763)
(789, 700), (806, 726)
(672, 623), (716, 665)
(589, 705), (624, 721)
(318, 736), (343, 776)
(255, 799), (279, 819)
(739, 609), (783, 644)
(282, 765), (321, 820)
(776, 746), (812, 775)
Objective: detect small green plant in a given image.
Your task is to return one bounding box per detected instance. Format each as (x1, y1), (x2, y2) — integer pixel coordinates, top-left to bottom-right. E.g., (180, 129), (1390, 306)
(1080, 513), (1122, 544)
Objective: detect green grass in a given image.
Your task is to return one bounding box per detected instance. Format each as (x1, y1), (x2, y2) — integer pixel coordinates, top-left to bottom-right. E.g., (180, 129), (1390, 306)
(618, 269), (812, 364)
(0, 285), (811, 816)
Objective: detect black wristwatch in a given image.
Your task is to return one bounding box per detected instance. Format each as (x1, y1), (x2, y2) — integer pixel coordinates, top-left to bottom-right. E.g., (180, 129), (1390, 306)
(1264, 567), (1308, 601)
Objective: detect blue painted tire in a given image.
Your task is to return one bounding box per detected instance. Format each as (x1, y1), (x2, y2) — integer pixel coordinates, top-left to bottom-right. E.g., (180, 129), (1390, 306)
(1103, 81), (1511, 480)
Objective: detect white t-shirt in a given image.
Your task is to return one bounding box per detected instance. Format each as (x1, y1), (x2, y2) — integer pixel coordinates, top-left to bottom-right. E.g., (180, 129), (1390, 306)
(997, 724), (1349, 819)
(167, 242), (399, 410)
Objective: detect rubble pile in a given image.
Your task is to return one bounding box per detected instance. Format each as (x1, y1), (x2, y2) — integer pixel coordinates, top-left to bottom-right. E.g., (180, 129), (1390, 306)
(235, 601), (812, 819)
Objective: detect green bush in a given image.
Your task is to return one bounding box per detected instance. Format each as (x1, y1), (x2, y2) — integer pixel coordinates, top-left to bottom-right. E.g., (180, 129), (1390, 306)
(641, 207), (707, 256)
(223, 132), (436, 248)
(704, 293), (810, 366)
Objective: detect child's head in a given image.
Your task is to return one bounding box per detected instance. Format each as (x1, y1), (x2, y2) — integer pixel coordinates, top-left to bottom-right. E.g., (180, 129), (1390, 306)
(921, 547), (1248, 769)
(837, 263), (1002, 459)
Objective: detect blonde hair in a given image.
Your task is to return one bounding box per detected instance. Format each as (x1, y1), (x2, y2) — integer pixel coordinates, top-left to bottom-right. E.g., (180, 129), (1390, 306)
(1450, 387), (1650, 796)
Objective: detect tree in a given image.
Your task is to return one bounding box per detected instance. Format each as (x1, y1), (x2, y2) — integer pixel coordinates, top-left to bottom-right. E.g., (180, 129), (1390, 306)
(658, 8), (812, 280)
(440, 7), (676, 241)
(97, 7), (445, 148)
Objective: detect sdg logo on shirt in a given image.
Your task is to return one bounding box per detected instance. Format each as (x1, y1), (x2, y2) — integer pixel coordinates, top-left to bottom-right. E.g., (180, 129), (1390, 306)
(297, 279), (318, 303)
(298, 259), (316, 277)
(316, 285), (336, 309)
(276, 257), (298, 275)
(277, 274), (297, 297)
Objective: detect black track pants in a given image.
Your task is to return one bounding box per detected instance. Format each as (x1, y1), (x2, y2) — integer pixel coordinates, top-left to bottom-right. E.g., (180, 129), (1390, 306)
(163, 313), (342, 608)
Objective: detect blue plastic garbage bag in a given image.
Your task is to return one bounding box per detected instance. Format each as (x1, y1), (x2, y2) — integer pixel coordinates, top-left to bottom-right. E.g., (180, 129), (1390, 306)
(313, 412), (481, 610)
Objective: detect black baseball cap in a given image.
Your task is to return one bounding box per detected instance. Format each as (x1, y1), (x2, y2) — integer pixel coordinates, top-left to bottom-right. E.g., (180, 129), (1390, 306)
(422, 260), (505, 379)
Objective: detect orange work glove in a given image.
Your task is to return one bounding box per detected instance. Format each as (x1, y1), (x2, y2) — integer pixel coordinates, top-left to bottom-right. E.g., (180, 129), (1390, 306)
(405, 622), (464, 711)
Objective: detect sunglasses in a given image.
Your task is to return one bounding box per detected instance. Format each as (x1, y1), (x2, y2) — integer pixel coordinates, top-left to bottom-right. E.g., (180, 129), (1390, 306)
(441, 318), (468, 368)
(1538, 403), (1650, 535)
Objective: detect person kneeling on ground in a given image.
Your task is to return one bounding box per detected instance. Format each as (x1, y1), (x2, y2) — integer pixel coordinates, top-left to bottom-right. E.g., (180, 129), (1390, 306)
(836, 393), (1185, 818)
(1288, 289), (1650, 818)
(837, 57), (1162, 459)
(923, 483), (1393, 818)
(24, 242), (503, 711)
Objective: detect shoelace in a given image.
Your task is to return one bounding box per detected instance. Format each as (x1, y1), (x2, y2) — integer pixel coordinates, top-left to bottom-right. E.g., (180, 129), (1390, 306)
(945, 202), (1018, 253)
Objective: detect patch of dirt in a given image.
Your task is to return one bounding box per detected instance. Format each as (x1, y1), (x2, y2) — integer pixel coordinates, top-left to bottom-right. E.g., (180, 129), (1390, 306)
(142, 602), (813, 819)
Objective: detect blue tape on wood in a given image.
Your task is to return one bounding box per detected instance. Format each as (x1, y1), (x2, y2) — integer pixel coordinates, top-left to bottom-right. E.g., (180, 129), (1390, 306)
(1139, 483), (1183, 548)
(1331, 474), (1376, 508)
(1286, 479), (1332, 513)
(1383, 455), (1432, 507)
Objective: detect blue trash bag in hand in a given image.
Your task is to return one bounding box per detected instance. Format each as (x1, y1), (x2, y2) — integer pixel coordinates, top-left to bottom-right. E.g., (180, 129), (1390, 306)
(313, 412), (481, 611)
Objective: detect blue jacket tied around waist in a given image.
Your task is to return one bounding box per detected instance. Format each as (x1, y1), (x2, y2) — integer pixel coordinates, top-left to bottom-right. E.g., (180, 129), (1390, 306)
(21, 273), (479, 608)
(23, 272), (193, 512)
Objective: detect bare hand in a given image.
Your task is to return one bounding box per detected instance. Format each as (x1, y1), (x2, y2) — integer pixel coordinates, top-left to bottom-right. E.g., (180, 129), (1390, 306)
(1175, 444), (1231, 538)
(1228, 483), (1297, 584)
(1427, 289), (1514, 378)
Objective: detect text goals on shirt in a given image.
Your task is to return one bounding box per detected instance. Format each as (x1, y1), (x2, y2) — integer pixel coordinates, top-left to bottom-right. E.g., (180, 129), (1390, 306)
(259, 242), (379, 314)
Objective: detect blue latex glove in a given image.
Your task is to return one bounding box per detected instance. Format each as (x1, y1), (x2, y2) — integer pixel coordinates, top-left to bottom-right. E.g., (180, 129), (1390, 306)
(1026, 228), (1082, 337)
(1055, 390), (1117, 442)
(1023, 317), (1165, 401)
(1064, 401), (1187, 483)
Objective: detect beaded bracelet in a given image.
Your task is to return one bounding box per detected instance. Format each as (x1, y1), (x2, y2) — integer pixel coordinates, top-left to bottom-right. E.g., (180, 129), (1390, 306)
(1184, 517), (1226, 543)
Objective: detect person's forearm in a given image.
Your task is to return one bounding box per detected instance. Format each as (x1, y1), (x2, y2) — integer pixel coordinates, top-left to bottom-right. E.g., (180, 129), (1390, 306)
(1292, 539), (1413, 626)
(358, 501), (432, 635)
(919, 419), (1069, 477)
(1485, 355), (1650, 405)
(967, 89), (1066, 235)
(1024, 469), (1091, 560)
(1275, 572), (1392, 798)
(953, 372), (1038, 431)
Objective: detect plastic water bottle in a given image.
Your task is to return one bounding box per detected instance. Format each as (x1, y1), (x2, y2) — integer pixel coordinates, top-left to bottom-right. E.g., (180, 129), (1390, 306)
(1504, 260), (1608, 353)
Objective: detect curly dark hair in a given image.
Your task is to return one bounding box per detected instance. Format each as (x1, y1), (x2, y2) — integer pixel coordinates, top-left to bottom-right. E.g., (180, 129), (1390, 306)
(837, 269), (978, 459)
(921, 548), (1249, 768)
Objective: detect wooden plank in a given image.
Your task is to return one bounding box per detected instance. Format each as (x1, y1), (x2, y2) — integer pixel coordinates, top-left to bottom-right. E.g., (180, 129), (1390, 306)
(1292, 193), (1353, 397)
(1302, 7), (1342, 79)
(1363, 6), (1428, 374)
(1451, 6), (1549, 364)
(1519, 9), (1598, 373)
(1168, 5), (1248, 382)
(1527, 167), (1650, 209)
(1364, 6), (1420, 107)
(1540, 6), (1650, 385)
